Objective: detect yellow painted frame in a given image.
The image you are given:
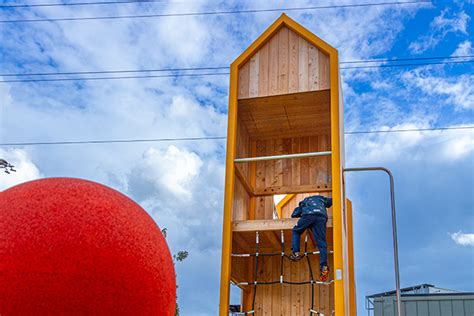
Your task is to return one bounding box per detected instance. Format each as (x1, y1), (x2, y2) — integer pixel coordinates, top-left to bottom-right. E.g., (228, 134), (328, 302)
(275, 193), (295, 218)
(219, 13), (346, 315)
(347, 199), (357, 315)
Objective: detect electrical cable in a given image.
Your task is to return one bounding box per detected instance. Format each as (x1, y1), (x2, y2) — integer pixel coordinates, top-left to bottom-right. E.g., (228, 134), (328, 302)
(1, 59), (473, 83)
(2, 55), (472, 78)
(0, 1), (433, 23)
(1, 126), (472, 147)
(1, 0), (176, 8)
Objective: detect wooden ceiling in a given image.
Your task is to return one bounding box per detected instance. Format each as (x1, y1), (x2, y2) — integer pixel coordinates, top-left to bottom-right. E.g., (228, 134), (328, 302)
(238, 89), (331, 140)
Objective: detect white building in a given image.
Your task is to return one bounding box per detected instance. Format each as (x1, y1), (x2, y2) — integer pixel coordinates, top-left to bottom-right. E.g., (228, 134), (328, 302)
(366, 284), (474, 316)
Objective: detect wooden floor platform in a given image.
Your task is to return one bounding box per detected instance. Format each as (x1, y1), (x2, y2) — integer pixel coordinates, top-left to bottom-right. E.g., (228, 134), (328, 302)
(232, 218), (333, 255)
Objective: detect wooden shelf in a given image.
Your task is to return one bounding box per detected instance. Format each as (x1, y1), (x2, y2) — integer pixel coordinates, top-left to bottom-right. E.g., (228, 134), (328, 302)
(233, 218), (298, 232)
(232, 218), (333, 254)
(233, 217), (332, 232)
(254, 184), (332, 196)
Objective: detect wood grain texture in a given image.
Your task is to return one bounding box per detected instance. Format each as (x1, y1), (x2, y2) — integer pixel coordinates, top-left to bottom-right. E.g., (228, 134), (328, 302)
(278, 27), (289, 94)
(269, 34), (279, 96)
(238, 90), (330, 140)
(252, 135), (332, 197)
(227, 15), (345, 316)
(254, 184), (332, 196)
(249, 53), (260, 98)
(232, 178), (249, 221)
(231, 227), (335, 313)
(237, 26), (330, 99)
(258, 43), (270, 97)
(232, 218), (333, 232)
(231, 25), (335, 314)
(238, 62), (250, 99)
(288, 30), (299, 94)
(232, 119), (252, 221)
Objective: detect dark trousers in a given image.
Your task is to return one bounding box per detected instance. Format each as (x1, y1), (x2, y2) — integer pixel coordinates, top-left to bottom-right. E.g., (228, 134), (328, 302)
(292, 214), (328, 270)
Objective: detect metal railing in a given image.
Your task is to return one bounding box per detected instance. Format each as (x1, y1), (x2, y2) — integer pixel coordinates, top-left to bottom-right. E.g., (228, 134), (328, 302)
(234, 151), (332, 163)
(343, 167), (402, 316)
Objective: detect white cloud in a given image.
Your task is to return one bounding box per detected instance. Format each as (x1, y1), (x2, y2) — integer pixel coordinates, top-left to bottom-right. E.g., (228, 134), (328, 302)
(0, 83), (13, 109)
(0, 149), (42, 191)
(450, 231), (474, 246)
(402, 69), (474, 110)
(409, 9), (470, 54)
(452, 40), (474, 56)
(302, 2), (422, 61)
(135, 145), (203, 198)
(346, 122), (474, 165)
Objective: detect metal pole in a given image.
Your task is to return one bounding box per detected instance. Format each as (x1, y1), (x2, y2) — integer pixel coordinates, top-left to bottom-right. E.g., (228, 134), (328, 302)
(234, 151), (332, 163)
(343, 167), (402, 316)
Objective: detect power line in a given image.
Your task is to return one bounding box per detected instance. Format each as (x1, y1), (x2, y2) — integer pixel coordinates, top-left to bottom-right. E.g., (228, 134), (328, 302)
(3, 55), (473, 78)
(1, 126), (472, 147)
(0, 0), (174, 8)
(0, 1), (432, 23)
(2, 59), (473, 83)
(344, 126), (474, 135)
(340, 54), (474, 64)
(0, 136), (227, 146)
(341, 59), (474, 70)
(0, 72), (230, 83)
(0, 66), (229, 77)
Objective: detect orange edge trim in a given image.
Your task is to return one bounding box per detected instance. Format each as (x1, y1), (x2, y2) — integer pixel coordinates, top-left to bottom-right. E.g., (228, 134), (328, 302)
(219, 64), (239, 316)
(275, 193), (296, 219)
(330, 49), (346, 315)
(232, 13), (338, 68)
(347, 199), (357, 315)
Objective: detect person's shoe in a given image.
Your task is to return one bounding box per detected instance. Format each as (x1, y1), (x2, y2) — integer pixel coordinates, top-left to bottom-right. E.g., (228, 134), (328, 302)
(319, 265), (330, 282)
(289, 252), (302, 261)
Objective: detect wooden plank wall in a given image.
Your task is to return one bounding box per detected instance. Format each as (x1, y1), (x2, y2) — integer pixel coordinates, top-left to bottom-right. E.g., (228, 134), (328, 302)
(238, 26), (330, 99)
(232, 121), (252, 221)
(243, 243), (335, 314)
(255, 134), (331, 219)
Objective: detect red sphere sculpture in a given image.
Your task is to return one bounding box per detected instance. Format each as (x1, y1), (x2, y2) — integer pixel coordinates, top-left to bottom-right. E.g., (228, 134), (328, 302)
(0, 178), (176, 315)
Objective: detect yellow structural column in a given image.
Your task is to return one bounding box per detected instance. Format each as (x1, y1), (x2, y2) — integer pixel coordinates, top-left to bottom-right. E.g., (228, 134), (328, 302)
(218, 63), (239, 315)
(330, 50), (346, 315)
(347, 199), (357, 315)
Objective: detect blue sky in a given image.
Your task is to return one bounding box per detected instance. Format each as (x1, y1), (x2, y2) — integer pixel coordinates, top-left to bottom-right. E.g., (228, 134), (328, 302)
(1, 1), (473, 315)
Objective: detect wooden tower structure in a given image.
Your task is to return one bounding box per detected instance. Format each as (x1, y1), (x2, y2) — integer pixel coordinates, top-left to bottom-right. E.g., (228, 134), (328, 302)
(219, 14), (356, 315)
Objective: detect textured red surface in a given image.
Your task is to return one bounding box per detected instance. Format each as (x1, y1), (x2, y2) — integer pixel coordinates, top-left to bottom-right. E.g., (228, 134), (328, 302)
(0, 178), (176, 315)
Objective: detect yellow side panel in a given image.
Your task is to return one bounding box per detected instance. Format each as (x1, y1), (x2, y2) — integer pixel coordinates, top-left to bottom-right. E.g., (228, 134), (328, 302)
(219, 64), (239, 315)
(347, 199), (357, 315)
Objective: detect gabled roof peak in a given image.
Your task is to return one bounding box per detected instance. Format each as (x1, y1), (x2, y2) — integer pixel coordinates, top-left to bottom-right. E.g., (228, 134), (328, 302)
(232, 13), (338, 68)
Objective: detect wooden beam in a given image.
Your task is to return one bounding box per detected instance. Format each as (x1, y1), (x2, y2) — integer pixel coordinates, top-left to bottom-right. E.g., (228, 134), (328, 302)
(233, 217), (333, 232)
(248, 126), (331, 141)
(233, 218), (298, 232)
(234, 165), (255, 196)
(254, 184), (332, 196)
(238, 89), (329, 104)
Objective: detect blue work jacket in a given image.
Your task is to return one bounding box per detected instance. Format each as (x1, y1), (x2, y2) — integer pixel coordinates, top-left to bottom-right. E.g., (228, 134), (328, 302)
(291, 195), (332, 218)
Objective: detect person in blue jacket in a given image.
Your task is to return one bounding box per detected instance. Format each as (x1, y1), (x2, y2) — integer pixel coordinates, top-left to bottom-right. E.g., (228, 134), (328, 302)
(289, 194), (332, 282)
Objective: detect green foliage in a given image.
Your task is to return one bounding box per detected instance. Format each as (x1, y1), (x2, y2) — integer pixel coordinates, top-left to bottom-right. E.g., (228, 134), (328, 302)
(162, 227), (188, 316)
(173, 251), (189, 262)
